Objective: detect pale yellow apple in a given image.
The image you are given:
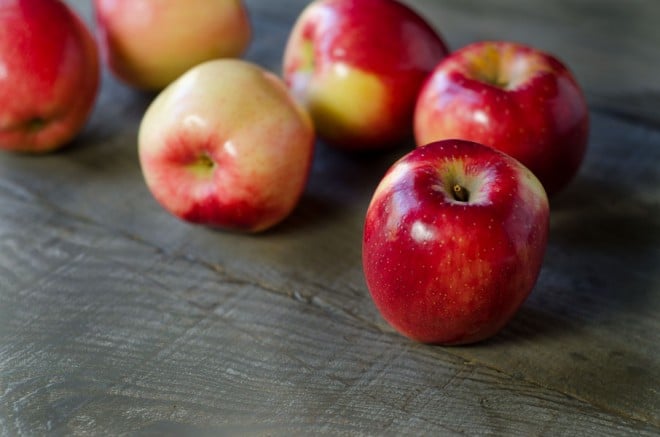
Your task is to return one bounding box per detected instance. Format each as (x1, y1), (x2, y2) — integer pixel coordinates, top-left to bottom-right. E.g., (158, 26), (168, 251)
(138, 59), (315, 232)
(95, 0), (251, 90)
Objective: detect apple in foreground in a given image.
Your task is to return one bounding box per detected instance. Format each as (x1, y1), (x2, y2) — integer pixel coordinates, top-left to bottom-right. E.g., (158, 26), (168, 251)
(94, 0), (251, 90)
(363, 139), (549, 344)
(414, 41), (589, 195)
(0, 0), (99, 153)
(283, 0), (448, 150)
(138, 59), (315, 232)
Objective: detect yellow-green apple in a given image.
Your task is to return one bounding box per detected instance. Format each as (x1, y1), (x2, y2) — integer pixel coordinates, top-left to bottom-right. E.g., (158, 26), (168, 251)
(138, 59), (315, 232)
(283, 0), (448, 150)
(94, 0), (251, 90)
(362, 139), (549, 344)
(414, 41), (589, 195)
(0, 0), (99, 153)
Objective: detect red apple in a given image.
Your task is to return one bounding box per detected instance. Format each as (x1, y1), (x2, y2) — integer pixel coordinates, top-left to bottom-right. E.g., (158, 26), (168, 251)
(362, 139), (549, 344)
(138, 59), (315, 232)
(0, 0), (99, 153)
(414, 41), (589, 195)
(94, 0), (251, 90)
(283, 0), (448, 150)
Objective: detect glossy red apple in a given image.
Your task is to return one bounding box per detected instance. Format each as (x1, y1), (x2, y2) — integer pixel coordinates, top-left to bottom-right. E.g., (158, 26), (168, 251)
(0, 0), (99, 153)
(283, 0), (448, 150)
(414, 41), (589, 195)
(138, 59), (315, 232)
(94, 0), (251, 90)
(363, 139), (549, 344)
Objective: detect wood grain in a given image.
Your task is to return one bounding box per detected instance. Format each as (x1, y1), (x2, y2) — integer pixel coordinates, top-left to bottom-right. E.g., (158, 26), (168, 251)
(1, 0), (659, 435)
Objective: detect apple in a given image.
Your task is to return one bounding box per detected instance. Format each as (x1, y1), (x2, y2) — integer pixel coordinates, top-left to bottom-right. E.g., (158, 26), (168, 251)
(282, 0), (448, 150)
(362, 139), (549, 344)
(414, 41), (589, 196)
(0, 0), (99, 153)
(138, 59), (315, 232)
(94, 0), (251, 90)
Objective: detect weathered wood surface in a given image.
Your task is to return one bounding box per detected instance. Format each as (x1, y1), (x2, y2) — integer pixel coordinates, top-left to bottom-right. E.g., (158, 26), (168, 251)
(1, 0), (659, 435)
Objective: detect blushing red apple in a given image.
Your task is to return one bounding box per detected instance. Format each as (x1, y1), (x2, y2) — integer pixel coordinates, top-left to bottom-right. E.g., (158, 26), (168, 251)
(138, 59), (315, 232)
(0, 0), (99, 153)
(414, 41), (589, 195)
(94, 0), (251, 90)
(363, 139), (549, 344)
(283, 0), (448, 150)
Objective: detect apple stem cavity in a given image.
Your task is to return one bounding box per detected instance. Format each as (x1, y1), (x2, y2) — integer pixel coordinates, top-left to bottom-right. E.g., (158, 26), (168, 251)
(473, 64), (509, 89)
(188, 152), (216, 177)
(26, 117), (46, 133)
(452, 184), (470, 202)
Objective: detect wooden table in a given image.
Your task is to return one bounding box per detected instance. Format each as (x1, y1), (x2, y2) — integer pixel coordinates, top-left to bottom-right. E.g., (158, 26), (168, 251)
(2, 0), (659, 435)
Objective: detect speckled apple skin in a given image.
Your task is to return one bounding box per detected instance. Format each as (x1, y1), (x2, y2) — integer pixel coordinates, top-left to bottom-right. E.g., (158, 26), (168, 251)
(139, 59), (315, 233)
(362, 140), (549, 345)
(283, 0), (448, 149)
(414, 41), (589, 196)
(94, 0), (251, 90)
(0, 0), (99, 152)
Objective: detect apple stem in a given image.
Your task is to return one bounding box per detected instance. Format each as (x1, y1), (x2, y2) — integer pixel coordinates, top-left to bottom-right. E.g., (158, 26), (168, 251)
(452, 184), (470, 202)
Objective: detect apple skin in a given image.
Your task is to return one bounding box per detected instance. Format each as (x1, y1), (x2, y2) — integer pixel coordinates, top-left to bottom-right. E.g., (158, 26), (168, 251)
(138, 59), (315, 233)
(283, 0), (448, 150)
(414, 41), (589, 196)
(362, 139), (549, 345)
(0, 0), (99, 153)
(94, 0), (251, 90)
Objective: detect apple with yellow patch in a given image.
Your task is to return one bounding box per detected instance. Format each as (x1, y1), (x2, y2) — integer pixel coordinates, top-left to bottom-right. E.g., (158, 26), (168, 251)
(94, 0), (251, 90)
(138, 59), (315, 232)
(363, 139), (549, 344)
(283, 0), (448, 149)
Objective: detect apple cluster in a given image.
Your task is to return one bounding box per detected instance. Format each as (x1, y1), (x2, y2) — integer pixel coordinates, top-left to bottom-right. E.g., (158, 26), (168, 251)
(0, 0), (590, 345)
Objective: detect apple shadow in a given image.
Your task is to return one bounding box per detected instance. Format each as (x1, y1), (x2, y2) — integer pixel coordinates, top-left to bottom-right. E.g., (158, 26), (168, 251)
(457, 174), (660, 422)
(59, 67), (157, 155)
(268, 191), (351, 236)
(485, 174), (660, 345)
(265, 140), (412, 236)
(449, 173), (659, 421)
